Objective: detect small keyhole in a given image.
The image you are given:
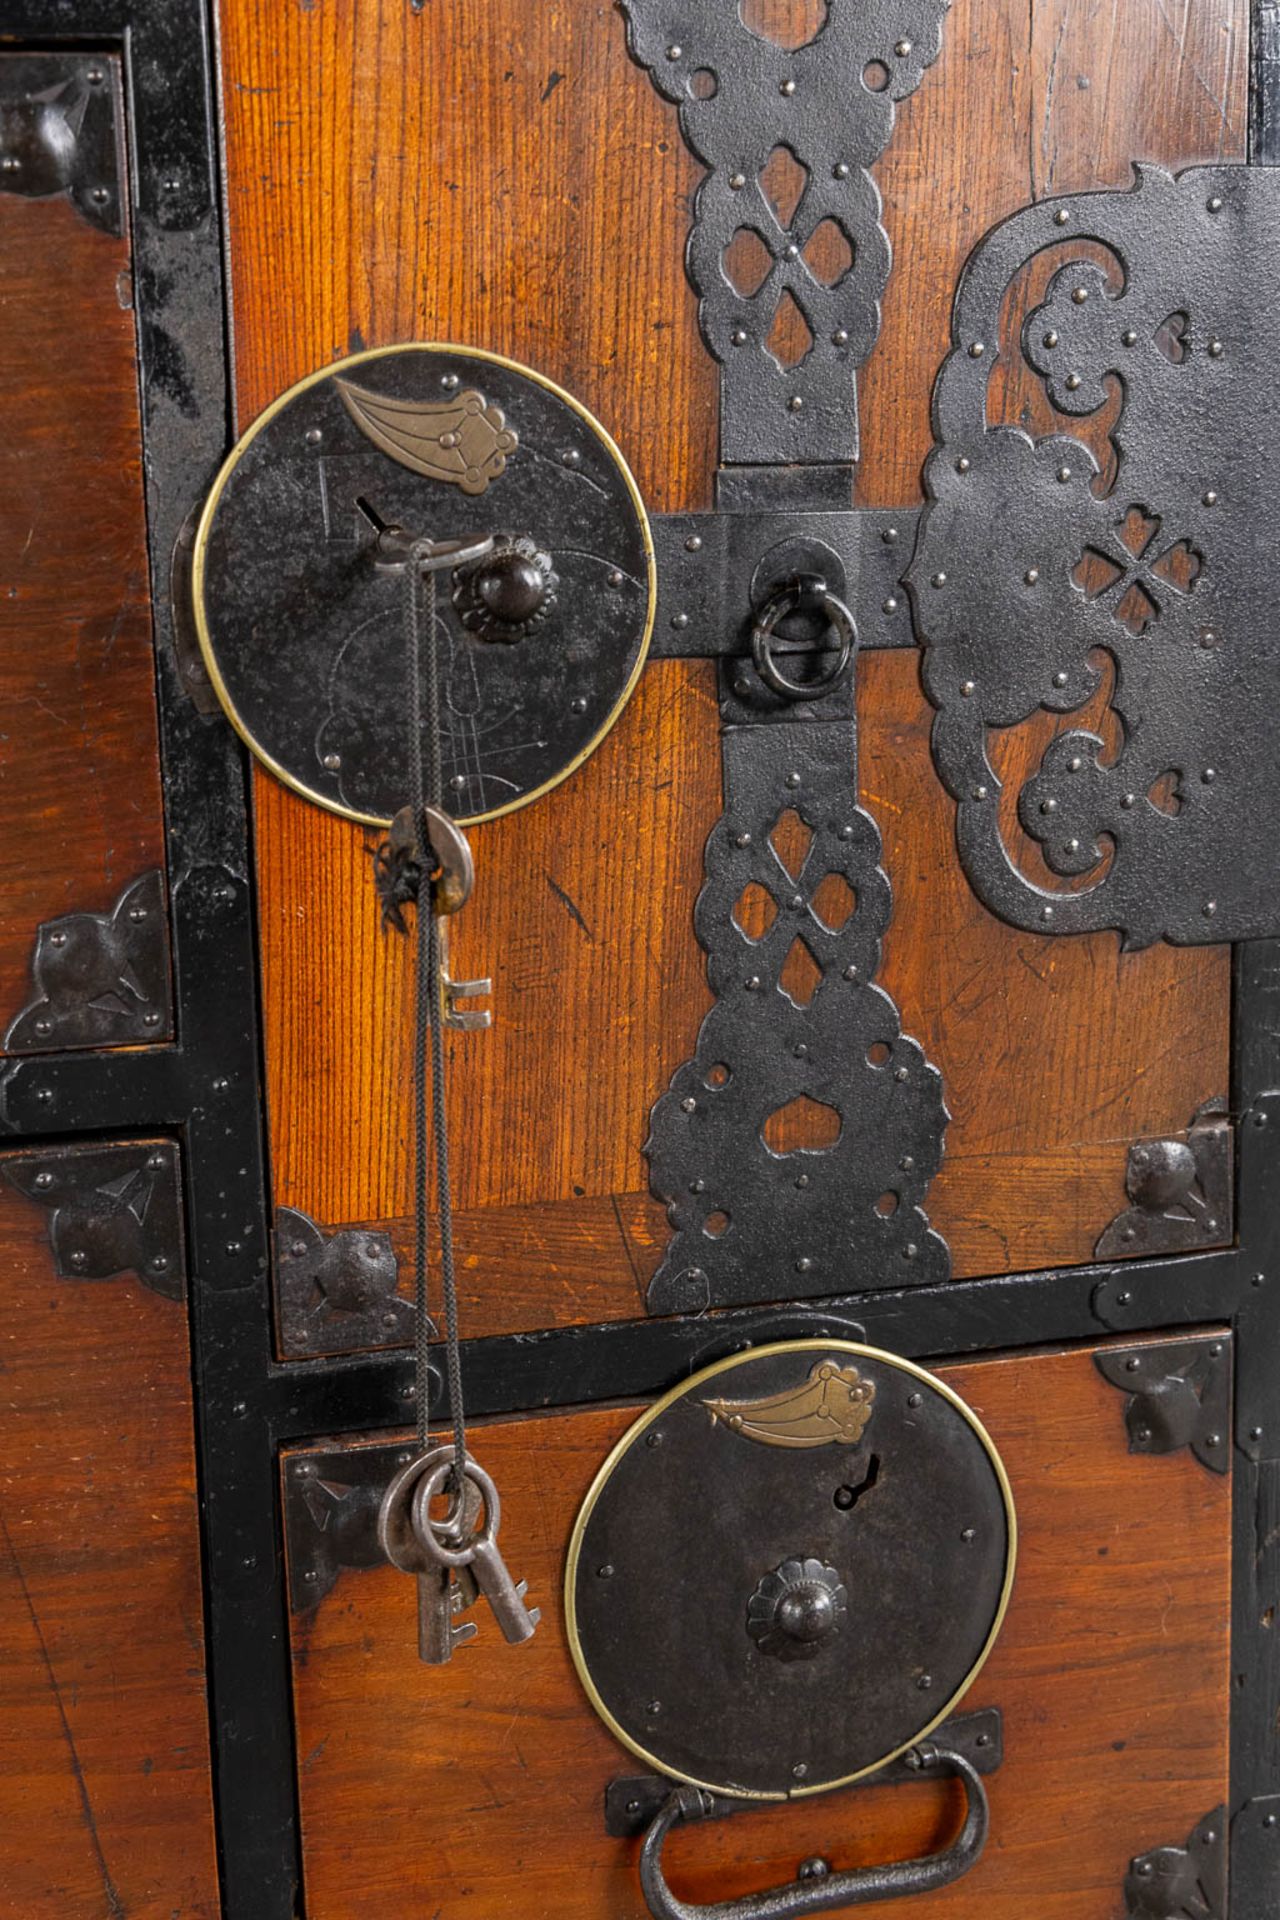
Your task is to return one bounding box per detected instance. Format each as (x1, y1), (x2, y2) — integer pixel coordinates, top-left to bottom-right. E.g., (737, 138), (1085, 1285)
(834, 1453), (880, 1511)
(354, 493), (391, 533)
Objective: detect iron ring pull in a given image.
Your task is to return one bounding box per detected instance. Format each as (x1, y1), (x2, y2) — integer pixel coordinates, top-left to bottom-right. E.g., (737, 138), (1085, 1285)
(638, 1746), (988, 1920)
(750, 577), (857, 703)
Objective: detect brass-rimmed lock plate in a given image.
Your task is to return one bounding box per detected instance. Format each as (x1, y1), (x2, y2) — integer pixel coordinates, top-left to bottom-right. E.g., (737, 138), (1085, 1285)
(565, 1340), (1016, 1800)
(193, 344), (655, 826)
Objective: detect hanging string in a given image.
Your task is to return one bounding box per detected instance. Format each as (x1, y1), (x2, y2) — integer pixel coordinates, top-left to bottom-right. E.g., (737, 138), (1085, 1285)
(404, 542), (468, 1476)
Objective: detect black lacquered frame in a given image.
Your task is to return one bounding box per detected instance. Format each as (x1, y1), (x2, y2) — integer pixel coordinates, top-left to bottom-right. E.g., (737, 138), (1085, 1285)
(0, 1), (1278, 1913)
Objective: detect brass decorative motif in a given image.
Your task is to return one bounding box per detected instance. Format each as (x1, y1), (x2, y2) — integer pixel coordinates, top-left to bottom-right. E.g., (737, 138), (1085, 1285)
(703, 1359), (875, 1448)
(334, 377), (517, 495)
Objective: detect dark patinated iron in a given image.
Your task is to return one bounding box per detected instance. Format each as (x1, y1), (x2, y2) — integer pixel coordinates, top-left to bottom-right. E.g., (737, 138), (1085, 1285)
(0, 53), (124, 237)
(605, 1706), (1003, 1837)
(1096, 1103), (1232, 1260)
(1095, 1337), (1231, 1476)
(747, 1556), (848, 1661)
(647, 507), (916, 658)
(912, 163), (1280, 948)
(638, 1745), (988, 1919)
(283, 1437), (442, 1611)
(1124, 1807), (1226, 1920)
(3, 1139), (185, 1300)
(5, 870), (172, 1052)
(623, 4), (956, 1312)
(568, 1345), (1012, 1799)
(618, 0), (951, 465)
(751, 580), (855, 701)
(194, 346), (653, 826)
(275, 1205), (417, 1358)
(644, 660), (949, 1313)
(170, 505), (226, 714)
(451, 535), (558, 642)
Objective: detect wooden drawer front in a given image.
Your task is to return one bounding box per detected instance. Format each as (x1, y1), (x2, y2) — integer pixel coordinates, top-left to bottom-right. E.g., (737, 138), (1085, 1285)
(283, 1333), (1229, 1917)
(0, 54), (171, 1060)
(215, 0), (1240, 1355)
(0, 1144), (219, 1918)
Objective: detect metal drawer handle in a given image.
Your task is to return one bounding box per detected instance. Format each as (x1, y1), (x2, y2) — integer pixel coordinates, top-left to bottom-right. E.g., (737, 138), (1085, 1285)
(637, 1746), (988, 1920)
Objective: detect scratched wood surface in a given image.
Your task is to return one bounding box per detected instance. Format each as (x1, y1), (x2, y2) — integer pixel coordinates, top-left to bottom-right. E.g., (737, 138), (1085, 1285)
(0, 1150), (220, 1918)
(217, 0), (1243, 1351)
(0, 54), (170, 1056)
(285, 1334), (1231, 1917)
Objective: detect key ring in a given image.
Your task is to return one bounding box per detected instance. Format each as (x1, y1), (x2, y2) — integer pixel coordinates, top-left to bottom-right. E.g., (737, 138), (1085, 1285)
(410, 1456), (501, 1568)
(749, 574), (857, 702)
(377, 1444), (470, 1573)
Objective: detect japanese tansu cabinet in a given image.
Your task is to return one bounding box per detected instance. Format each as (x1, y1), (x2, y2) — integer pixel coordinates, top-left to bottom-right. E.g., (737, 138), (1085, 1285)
(3, 2), (1280, 1919)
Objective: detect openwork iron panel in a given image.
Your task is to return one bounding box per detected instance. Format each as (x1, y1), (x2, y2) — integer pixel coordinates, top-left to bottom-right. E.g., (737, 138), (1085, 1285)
(912, 164), (1280, 948)
(619, 0), (951, 464)
(645, 719), (948, 1313)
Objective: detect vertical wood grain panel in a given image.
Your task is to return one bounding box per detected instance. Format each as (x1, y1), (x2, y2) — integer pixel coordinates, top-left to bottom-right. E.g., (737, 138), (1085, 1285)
(255, 656), (718, 1230)
(219, 0), (716, 510)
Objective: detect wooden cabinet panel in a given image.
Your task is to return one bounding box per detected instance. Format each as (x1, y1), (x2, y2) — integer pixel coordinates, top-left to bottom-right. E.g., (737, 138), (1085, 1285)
(0, 55), (170, 1057)
(218, 0), (1237, 1351)
(0, 1146), (219, 1918)
(284, 1333), (1231, 1918)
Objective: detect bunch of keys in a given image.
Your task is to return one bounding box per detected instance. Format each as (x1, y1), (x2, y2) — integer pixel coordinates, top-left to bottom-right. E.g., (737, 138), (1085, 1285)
(377, 1447), (540, 1664)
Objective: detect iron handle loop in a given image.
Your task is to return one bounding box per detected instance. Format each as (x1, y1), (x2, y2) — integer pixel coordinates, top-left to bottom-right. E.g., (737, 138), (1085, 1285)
(637, 1746), (988, 1920)
(749, 578), (857, 703)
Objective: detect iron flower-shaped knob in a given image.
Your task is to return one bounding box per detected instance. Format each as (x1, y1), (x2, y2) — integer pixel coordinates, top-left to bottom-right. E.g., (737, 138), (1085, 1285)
(747, 1556), (847, 1661)
(452, 535), (558, 642)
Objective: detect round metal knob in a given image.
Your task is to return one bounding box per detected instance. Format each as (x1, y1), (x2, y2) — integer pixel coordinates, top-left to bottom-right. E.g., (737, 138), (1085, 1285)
(1126, 1138), (1197, 1210)
(747, 1556), (847, 1662)
(453, 535), (558, 641)
(777, 1581), (837, 1643)
(479, 551), (547, 623)
(315, 1233), (397, 1313)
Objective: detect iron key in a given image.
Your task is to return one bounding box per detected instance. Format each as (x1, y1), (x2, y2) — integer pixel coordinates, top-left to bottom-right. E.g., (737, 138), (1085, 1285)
(429, 1469), (483, 1613)
(411, 1455), (541, 1646)
(377, 1446), (478, 1664)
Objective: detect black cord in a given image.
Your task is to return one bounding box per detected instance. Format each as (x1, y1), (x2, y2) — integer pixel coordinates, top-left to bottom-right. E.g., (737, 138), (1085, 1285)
(405, 544), (468, 1473)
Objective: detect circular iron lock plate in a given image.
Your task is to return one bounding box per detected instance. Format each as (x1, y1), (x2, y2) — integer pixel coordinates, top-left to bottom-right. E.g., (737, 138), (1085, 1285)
(193, 344), (655, 826)
(566, 1340), (1016, 1800)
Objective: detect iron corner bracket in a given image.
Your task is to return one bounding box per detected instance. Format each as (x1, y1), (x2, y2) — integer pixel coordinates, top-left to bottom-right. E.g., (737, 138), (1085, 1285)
(0, 53), (125, 237)
(5, 870), (173, 1052)
(276, 1205), (419, 1358)
(282, 1431), (447, 1611)
(1095, 1102), (1233, 1261)
(1124, 1807), (1225, 1919)
(2, 1139), (186, 1300)
(1095, 1335), (1231, 1476)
